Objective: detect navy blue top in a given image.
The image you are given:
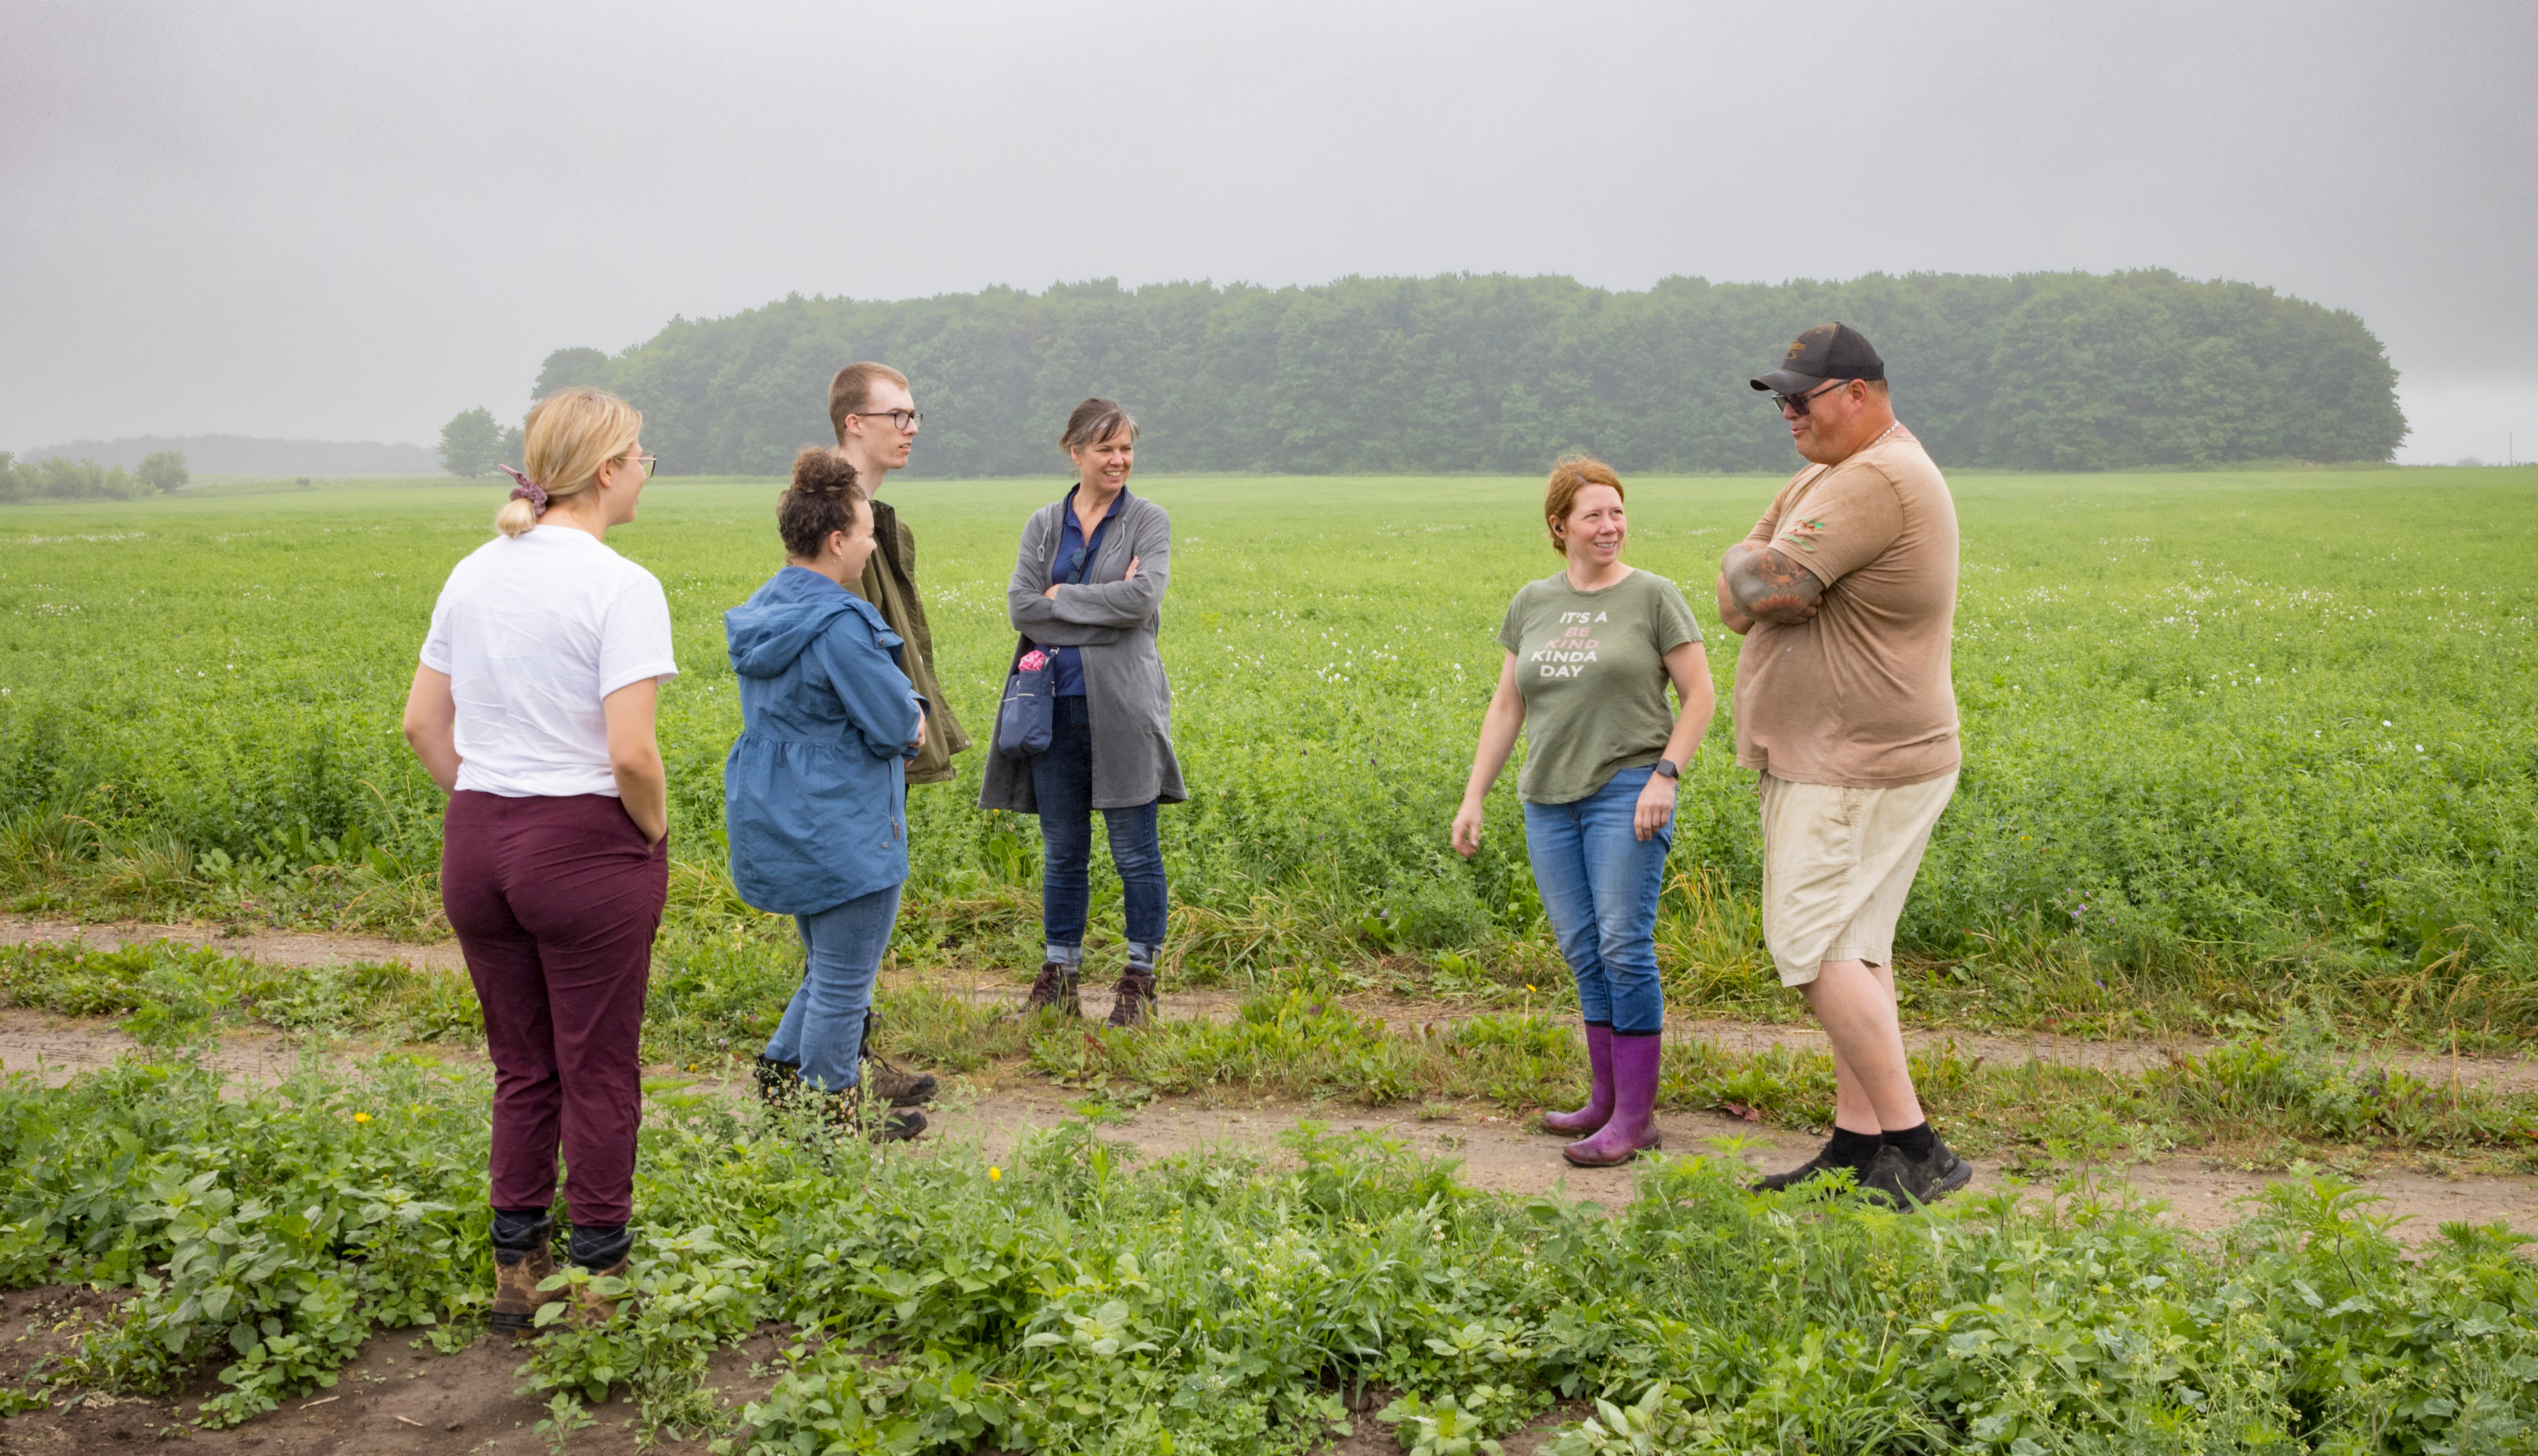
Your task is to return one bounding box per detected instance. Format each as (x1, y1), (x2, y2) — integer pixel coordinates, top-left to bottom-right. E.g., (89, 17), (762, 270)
(1043, 488), (1115, 698)
(721, 565), (925, 915)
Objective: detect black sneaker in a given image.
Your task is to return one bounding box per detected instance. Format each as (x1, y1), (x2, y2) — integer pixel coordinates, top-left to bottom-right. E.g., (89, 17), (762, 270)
(1748, 1143), (1871, 1194)
(1859, 1139), (1973, 1211)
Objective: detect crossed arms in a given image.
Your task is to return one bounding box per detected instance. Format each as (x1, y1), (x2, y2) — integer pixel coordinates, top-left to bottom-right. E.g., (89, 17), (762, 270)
(1714, 541), (1824, 636)
(1006, 506), (1170, 645)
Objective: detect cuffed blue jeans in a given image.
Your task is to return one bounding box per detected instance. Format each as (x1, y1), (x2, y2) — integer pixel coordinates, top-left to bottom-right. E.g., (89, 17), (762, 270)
(761, 882), (903, 1092)
(1523, 764), (1671, 1036)
(1032, 695), (1167, 965)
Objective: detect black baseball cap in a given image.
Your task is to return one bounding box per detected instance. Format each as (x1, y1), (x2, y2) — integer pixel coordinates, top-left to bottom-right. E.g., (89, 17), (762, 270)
(1750, 323), (1886, 395)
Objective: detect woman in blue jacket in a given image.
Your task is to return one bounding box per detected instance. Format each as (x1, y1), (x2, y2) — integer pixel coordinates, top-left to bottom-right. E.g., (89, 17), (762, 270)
(725, 448), (929, 1141)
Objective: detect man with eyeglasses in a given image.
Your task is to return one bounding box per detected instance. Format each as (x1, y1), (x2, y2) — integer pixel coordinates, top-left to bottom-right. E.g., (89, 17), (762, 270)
(1713, 323), (1972, 1210)
(827, 362), (970, 788)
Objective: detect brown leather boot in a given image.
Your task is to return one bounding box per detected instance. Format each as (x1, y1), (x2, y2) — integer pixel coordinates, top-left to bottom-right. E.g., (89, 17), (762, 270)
(860, 1009), (938, 1107)
(1004, 961), (1081, 1021)
(1104, 966), (1157, 1028)
(569, 1259), (632, 1327)
(488, 1243), (556, 1340)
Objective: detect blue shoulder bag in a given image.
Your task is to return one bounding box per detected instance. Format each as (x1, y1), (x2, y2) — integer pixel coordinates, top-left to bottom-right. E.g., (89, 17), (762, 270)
(993, 519), (1100, 759)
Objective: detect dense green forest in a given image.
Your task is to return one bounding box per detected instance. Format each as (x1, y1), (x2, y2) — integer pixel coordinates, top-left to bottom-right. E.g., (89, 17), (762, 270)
(535, 269), (2406, 477)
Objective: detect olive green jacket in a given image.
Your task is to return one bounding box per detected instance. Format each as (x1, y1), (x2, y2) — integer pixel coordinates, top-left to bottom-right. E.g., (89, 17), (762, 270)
(846, 498), (971, 784)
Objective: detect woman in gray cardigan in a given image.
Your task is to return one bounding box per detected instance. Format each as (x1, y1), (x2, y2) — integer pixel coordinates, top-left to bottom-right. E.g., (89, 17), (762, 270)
(980, 399), (1184, 1026)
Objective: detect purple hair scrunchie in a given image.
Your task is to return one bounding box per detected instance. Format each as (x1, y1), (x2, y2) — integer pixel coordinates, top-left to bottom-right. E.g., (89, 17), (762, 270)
(498, 463), (548, 517)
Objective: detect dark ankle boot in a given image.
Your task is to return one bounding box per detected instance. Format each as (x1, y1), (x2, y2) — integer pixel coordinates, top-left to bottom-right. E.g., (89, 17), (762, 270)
(753, 1053), (801, 1107)
(1005, 962), (1081, 1020)
(859, 1009), (939, 1107)
(1542, 1023), (1616, 1134)
(1105, 966), (1157, 1028)
(487, 1209), (555, 1340)
(1562, 1032), (1664, 1167)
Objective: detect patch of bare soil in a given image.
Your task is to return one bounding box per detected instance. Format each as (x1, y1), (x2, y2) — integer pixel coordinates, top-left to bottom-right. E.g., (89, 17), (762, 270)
(0, 1282), (778, 1456)
(0, 917), (463, 975)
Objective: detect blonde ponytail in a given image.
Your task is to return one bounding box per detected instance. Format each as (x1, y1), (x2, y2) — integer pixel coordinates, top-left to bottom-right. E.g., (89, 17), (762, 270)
(496, 388), (643, 537)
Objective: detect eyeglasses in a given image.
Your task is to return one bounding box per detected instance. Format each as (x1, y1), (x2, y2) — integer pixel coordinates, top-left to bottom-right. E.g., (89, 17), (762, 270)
(850, 409), (924, 433)
(1769, 379), (1847, 417)
(622, 453), (658, 478)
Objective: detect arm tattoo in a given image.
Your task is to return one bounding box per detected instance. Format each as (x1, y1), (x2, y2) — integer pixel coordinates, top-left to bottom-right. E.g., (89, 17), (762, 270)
(1723, 543), (1825, 624)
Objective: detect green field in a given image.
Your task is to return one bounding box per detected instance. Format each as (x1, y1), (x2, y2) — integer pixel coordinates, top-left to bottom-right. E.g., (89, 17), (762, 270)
(2, 466), (2534, 1042)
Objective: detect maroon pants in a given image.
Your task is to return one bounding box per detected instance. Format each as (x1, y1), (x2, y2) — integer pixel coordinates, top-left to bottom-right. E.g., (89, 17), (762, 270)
(442, 790), (667, 1227)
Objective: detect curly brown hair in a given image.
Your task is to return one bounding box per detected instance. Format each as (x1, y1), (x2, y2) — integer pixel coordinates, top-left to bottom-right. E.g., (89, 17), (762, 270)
(778, 448), (868, 560)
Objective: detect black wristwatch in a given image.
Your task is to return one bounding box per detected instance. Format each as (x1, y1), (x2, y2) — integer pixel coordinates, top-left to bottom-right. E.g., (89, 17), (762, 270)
(1653, 758), (1682, 780)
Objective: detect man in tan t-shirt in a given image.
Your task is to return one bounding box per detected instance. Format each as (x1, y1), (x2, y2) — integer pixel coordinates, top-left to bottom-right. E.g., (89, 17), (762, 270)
(1714, 323), (1971, 1210)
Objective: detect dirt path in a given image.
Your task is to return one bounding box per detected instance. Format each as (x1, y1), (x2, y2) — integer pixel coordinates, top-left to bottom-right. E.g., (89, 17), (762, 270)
(15, 913), (2538, 1092)
(9, 911), (2538, 1242)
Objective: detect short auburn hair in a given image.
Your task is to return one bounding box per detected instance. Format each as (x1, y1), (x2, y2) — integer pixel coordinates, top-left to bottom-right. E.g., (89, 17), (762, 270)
(827, 362), (910, 443)
(1542, 454), (1623, 556)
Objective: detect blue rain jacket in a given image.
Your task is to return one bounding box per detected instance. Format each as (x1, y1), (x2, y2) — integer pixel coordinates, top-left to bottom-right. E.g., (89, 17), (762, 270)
(723, 565), (925, 915)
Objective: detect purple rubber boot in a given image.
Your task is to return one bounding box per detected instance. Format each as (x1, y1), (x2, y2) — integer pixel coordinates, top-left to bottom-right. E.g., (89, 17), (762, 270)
(1541, 1024), (1616, 1135)
(1562, 1031), (1664, 1167)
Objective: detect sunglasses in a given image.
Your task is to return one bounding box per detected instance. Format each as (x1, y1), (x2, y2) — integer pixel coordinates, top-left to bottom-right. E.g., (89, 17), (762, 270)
(1769, 379), (1848, 416)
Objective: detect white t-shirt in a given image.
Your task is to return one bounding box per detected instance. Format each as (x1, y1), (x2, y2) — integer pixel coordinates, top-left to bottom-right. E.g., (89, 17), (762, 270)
(419, 526), (678, 799)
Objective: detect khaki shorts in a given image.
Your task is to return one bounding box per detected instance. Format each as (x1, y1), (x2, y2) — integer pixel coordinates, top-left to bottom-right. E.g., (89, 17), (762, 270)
(1758, 770), (1958, 988)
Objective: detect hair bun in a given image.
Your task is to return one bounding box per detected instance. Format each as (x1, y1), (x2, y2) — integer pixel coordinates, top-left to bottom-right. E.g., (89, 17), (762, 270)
(790, 447), (860, 499)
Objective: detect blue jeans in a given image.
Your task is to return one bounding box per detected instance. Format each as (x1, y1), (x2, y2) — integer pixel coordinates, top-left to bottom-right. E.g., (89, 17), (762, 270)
(761, 883), (903, 1092)
(1524, 765), (1671, 1035)
(1032, 696), (1167, 965)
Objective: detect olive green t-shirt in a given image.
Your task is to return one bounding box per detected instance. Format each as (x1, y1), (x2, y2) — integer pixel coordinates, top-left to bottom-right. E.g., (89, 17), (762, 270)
(1495, 568), (1703, 805)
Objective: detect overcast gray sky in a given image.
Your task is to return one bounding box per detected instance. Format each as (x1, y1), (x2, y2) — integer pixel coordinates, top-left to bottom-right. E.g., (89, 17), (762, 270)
(5, 0), (2531, 463)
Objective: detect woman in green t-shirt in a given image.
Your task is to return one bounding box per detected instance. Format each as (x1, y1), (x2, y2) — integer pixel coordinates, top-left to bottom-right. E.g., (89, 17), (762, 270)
(1451, 456), (1715, 1167)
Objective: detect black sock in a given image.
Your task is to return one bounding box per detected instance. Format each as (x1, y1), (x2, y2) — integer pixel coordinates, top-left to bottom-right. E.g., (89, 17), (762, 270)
(489, 1207), (552, 1265)
(568, 1222), (633, 1270)
(1826, 1127), (1882, 1169)
(1885, 1122), (1938, 1163)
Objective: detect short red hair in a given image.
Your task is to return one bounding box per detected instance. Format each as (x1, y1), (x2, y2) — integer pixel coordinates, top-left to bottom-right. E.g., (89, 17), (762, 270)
(1543, 454), (1623, 556)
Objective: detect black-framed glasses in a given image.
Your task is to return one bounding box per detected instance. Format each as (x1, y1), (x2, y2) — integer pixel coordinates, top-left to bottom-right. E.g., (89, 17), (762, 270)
(851, 409), (924, 432)
(1769, 379), (1846, 416)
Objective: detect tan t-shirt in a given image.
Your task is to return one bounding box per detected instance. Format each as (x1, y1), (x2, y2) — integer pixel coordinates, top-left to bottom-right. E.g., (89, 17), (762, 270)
(1731, 425), (1960, 788)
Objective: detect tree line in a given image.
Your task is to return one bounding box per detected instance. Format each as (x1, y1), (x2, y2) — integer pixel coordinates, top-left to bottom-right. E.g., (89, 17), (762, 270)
(511, 268), (2407, 478)
(0, 451), (186, 502)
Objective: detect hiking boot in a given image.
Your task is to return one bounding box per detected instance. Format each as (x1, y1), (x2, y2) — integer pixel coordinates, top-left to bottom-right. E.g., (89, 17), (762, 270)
(487, 1213), (556, 1340)
(820, 1085), (927, 1143)
(860, 1009), (937, 1107)
(1004, 962), (1081, 1021)
(569, 1259), (632, 1327)
(1104, 967), (1157, 1028)
(1859, 1137), (1974, 1211)
(753, 1053), (802, 1108)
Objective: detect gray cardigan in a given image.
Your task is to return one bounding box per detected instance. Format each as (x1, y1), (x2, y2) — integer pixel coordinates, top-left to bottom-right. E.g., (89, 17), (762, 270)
(978, 488), (1187, 813)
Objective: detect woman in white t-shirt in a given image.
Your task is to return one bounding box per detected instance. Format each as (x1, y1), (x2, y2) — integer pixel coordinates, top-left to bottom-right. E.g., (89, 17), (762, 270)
(400, 387), (676, 1336)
